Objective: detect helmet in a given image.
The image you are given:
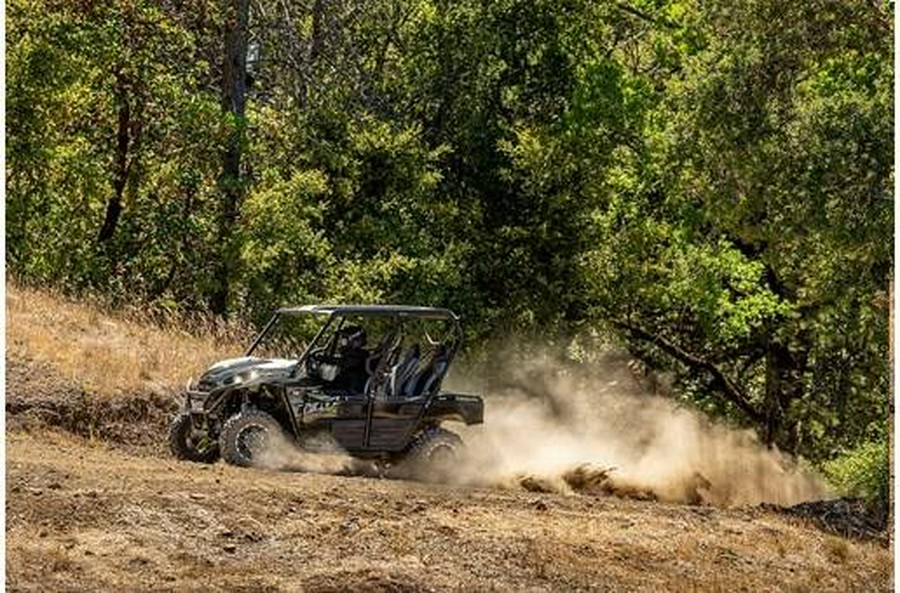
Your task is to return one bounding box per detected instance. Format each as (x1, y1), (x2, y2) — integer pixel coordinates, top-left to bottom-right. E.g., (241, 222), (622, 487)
(337, 325), (366, 351)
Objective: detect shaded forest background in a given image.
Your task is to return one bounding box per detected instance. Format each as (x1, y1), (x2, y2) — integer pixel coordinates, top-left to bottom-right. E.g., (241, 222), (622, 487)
(6, 0), (893, 499)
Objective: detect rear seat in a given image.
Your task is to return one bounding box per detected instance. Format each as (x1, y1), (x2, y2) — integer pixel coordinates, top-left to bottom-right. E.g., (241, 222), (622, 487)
(402, 345), (449, 397)
(388, 344), (420, 398)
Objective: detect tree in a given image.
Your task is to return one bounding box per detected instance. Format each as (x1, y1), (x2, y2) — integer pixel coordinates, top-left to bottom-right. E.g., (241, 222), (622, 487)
(211, 0), (251, 315)
(7, 0), (226, 305)
(586, 0), (892, 458)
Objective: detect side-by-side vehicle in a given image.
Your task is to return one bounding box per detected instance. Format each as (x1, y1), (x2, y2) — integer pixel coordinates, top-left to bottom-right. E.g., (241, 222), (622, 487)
(168, 305), (483, 473)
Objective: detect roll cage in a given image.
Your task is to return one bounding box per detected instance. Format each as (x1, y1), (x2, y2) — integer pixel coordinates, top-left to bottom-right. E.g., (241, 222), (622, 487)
(244, 305), (464, 395)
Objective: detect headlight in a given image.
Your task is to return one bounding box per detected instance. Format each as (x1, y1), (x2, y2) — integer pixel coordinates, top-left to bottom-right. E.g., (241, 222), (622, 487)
(229, 370), (259, 385)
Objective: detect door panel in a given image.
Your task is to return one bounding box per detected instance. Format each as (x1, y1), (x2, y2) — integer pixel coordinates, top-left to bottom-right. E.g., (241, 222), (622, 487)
(364, 397), (425, 451)
(367, 418), (417, 450)
(331, 420), (367, 450)
(370, 397), (426, 419)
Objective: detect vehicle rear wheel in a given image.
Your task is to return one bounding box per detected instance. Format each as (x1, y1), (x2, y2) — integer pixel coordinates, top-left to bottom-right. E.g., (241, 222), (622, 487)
(168, 413), (220, 463)
(397, 426), (462, 482)
(219, 410), (287, 468)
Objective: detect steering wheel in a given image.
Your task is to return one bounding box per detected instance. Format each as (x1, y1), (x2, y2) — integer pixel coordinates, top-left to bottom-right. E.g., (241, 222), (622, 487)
(305, 346), (329, 376)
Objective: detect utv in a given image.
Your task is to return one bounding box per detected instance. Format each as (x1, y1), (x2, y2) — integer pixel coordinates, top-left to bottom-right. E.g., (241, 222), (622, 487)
(168, 305), (483, 474)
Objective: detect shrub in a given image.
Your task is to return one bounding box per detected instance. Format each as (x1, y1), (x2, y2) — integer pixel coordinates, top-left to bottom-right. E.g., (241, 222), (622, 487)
(823, 438), (890, 525)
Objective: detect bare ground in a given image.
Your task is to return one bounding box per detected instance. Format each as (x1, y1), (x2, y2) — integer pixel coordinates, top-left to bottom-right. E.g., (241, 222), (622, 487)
(4, 287), (893, 592)
(5, 365), (892, 592)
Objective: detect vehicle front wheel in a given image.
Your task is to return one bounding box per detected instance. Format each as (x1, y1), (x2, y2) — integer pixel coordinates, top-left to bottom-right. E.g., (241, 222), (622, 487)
(168, 413), (220, 463)
(219, 410), (287, 468)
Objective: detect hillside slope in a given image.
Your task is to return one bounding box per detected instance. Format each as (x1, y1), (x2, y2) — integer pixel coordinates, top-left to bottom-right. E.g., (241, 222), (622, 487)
(5, 287), (892, 592)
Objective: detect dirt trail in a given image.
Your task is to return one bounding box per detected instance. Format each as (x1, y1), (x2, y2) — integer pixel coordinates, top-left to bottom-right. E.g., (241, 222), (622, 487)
(6, 429), (891, 593)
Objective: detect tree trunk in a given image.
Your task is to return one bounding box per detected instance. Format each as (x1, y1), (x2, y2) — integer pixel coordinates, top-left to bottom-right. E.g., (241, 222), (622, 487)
(295, 0), (329, 109)
(211, 0), (250, 316)
(888, 273), (893, 532)
(762, 337), (808, 453)
(98, 72), (131, 244)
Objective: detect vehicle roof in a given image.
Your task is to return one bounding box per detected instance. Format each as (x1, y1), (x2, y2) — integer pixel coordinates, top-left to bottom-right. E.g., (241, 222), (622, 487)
(276, 304), (458, 320)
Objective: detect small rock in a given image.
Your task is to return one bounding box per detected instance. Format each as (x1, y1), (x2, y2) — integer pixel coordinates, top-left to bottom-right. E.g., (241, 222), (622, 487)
(532, 499), (549, 512)
(223, 544), (237, 553)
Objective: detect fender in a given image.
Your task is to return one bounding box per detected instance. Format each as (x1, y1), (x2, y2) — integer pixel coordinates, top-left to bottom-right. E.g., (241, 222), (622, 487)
(423, 392), (484, 425)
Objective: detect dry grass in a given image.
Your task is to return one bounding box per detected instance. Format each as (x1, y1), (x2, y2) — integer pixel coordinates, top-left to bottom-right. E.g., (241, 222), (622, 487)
(5, 286), (893, 592)
(6, 284), (243, 397)
(824, 536), (851, 564)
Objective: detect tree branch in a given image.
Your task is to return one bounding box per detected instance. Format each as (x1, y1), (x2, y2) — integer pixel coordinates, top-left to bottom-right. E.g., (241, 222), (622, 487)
(614, 2), (678, 29)
(613, 318), (763, 423)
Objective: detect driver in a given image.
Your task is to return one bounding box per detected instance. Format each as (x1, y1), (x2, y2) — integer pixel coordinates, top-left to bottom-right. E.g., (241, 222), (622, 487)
(331, 325), (370, 393)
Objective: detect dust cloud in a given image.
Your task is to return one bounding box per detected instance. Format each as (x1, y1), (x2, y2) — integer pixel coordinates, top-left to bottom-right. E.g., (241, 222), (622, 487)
(448, 347), (830, 507)
(256, 432), (365, 476)
(253, 344), (829, 507)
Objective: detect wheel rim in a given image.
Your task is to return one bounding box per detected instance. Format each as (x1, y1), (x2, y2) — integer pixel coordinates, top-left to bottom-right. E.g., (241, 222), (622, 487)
(186, 427), (204, 449)
(180, 419), (214, 456)
(428, 443), (456, 465)
(190, 433), (216, 455)
(236, 424), (270, 461)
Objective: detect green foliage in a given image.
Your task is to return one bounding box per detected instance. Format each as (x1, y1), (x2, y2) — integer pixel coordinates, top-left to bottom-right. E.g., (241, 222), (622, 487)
(7, 0), (224, 306)
(580, 0), (892, 458)
(237, 169), (331, 321)
(823, 438), (890, 507)
(6, 0), (892, 462)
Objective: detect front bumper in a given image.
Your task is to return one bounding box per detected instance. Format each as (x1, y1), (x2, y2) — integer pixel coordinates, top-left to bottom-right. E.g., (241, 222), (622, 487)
(183, 389), (212, 414)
